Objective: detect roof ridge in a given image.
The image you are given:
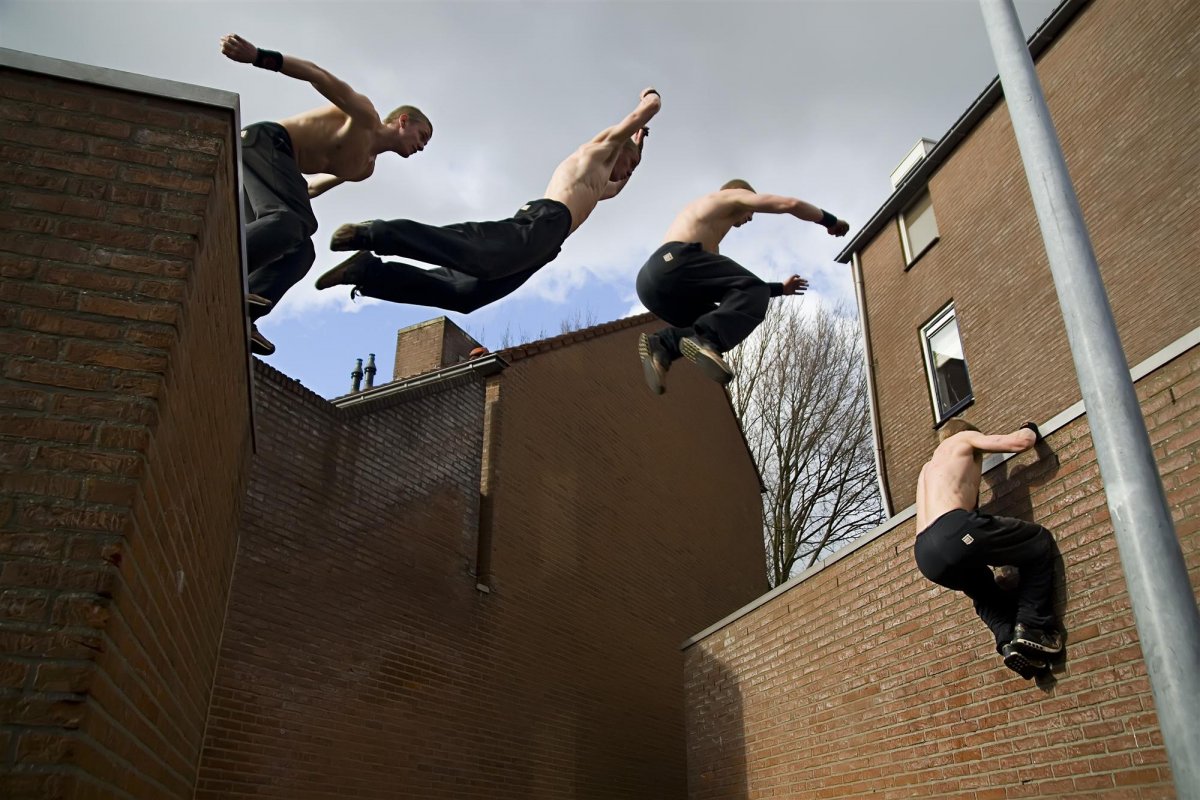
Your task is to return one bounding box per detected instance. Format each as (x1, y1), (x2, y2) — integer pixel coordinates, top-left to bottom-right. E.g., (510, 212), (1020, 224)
(497, 312), (657, 362)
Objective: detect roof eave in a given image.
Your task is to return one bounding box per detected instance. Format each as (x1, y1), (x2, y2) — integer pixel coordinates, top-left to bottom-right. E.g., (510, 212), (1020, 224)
(835, 0), (1092, 264)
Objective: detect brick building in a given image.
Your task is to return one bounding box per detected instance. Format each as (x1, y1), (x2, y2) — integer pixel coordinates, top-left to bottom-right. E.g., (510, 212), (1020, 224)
(196, 314), (767, 799)
(682, 0), (1199, 797)
(0, 48), (767, 799)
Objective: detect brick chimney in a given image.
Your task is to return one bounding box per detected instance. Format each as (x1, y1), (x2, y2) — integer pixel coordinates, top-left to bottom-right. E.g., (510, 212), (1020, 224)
(393, 317), (484, 379)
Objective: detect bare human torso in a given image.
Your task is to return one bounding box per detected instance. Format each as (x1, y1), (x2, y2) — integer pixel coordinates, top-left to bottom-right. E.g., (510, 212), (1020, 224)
(915, 434), (983, 533)
(278, 105), (380, 180)
(662, 192), (740, 253)
(543, 141), (620, 234)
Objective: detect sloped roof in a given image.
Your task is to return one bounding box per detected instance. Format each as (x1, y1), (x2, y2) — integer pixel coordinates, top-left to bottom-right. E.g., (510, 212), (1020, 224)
(497, 312), (658, 362)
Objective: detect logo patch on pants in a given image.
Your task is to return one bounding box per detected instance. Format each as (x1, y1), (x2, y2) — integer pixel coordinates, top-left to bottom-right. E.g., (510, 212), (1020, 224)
(962, 534), (974, 545)
(663, 253), (674, 262)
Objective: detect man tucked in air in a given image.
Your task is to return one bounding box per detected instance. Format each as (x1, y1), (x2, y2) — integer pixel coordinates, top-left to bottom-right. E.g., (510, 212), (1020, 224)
(635, 179), (847, 394)
(914, 418), (1063, 679)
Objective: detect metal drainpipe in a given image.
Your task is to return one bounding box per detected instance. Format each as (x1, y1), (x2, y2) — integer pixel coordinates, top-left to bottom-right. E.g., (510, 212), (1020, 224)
(475, 379), (502, 592)
(852, 252), (893, 518)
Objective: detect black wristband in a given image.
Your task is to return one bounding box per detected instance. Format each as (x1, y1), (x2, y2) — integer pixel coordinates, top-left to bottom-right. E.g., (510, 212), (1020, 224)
(818, 209), (838, 228)
(1019, 421), (1042, 442)
(642, 89), (660, 98)
(253, 49), (283, 72)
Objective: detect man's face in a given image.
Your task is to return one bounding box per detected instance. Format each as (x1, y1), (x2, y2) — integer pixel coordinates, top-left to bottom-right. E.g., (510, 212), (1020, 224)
(610, 148), (641, 182)
(733, 211), (754, 227)
(396, 115), (432, 157)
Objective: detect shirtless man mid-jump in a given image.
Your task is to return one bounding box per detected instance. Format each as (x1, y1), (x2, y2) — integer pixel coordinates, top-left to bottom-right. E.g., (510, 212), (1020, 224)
(221, 33), (433, 355)
(635, 180), (847, 394)
(914, 418), (1063, 679)
(313, 89), (662, 314)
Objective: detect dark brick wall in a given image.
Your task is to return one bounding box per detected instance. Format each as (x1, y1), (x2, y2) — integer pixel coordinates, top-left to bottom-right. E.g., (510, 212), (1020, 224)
(391, 316), (482, 380)
(479, 321), (767, 797)
(197, 364), (491, 798)
(858, 0), (1200, 509)
(198, 318), (767, 799)
(684, 342), (1199, 799)
(0, 67), (251, 798)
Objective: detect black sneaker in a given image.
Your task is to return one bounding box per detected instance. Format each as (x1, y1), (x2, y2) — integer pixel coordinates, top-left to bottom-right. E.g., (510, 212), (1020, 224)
(1002, 642), (1048, 680)
(681, 337), (734, 385)
(1013, 623), (1063, 656)
(638, 333), (670, 395)
(315, 251), (374, 291)
(329, 222), (372, 252)
(249, 323), (276, 356)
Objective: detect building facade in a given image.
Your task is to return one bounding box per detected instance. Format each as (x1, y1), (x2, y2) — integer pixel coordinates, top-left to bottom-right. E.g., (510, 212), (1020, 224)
(683, 0), (1199, 796)
(198, 316), (768, 799)
(0, 50), (768, 800)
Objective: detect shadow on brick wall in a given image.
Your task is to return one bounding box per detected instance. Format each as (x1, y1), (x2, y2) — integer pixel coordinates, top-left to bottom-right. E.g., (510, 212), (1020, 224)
(686, 646), (747, 800)
(984, 439), (1070, 690)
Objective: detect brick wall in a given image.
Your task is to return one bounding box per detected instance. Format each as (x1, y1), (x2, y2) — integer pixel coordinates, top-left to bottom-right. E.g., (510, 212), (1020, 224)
(197, 363), (490, 798)
(391, 316), (482, 380)
(0, 64), (251, 798)
(479, 319), (767, 797)
(199, 316), (767, 798)
(858, 0), (1200, 509)
(683, 342), (1200, 799)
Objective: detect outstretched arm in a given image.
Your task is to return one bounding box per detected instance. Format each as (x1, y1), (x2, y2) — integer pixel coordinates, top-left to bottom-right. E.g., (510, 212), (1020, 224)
(593, 88), (661, 148)
(730, 191), (850, 236)
(221, 34), (378, 123)
(962, 427), (1038, 454)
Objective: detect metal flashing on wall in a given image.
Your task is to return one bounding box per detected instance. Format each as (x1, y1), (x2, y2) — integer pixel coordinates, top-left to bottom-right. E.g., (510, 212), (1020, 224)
(683, 324), (1200, 650)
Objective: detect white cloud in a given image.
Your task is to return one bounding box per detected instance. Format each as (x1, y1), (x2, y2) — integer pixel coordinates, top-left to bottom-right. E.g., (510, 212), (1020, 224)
(2, 0), (1061, 397)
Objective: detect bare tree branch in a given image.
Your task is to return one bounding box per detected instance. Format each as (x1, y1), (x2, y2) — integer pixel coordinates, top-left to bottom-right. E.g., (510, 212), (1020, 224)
(728, 301), (884, 586)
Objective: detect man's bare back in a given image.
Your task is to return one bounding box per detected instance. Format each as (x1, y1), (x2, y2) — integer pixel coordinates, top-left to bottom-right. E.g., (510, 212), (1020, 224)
(916, 426), (1038, 532)
(662, 192), (745, 253)
(664, 187), (850, 253)
(278, 105), (382, 179)
(543, 88), (660, 233)
(543, 142), (623, 233)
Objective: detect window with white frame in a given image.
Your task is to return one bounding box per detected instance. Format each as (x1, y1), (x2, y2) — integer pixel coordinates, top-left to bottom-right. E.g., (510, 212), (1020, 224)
(921, 303), (973, 422)
(899, 189), (939, 266)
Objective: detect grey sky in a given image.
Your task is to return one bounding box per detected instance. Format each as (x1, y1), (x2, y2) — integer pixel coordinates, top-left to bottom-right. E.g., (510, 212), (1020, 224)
(2, 0), (1059, 398)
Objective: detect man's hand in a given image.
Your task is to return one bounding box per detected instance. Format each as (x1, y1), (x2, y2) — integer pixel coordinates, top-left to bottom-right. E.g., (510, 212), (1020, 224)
(827, 219), (850, 237)
(781, 275), (809, 296)
(1019, 421), (1043, 444)
(221, 34), (258, 64)
(641, 87), (660, 99)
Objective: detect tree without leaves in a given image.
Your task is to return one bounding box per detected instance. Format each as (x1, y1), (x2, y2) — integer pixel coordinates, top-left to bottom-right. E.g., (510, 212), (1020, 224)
(727, 301), (884, 587)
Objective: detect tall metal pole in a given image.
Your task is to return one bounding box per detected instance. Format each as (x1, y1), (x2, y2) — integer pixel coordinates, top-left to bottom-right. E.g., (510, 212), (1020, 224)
(978, 1), (1200, 795)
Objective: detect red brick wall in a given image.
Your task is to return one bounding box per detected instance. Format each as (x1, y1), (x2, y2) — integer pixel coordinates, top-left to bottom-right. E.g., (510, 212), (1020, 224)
(199, 318), (766, 798)
(683, 343), (1200, 799)
(479, 320), (767, 797)
(197, 364), (490, 798)
(391, 316), (482, 380)
(858, 0), (1200, 509)
(0, 67), (251, 798)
